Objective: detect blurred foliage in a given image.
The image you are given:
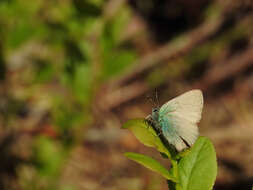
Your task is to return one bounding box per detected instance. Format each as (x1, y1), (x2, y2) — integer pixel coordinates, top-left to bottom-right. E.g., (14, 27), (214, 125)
(0, 0), (136, 189)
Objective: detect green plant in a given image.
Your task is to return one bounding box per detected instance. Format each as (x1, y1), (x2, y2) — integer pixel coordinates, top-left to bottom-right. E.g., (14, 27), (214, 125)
(0, 0), (137, 189)
(123, 119), (217, 190)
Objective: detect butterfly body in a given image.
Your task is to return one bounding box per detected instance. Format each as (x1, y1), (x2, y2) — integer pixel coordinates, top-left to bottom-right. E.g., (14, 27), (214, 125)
(147, 90), (203, 152)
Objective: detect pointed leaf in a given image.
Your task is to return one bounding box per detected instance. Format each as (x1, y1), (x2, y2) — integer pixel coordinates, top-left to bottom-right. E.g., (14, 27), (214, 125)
(178, 137), (217, 190)
(125, 152), (177, 182)
(122, 119), (171, 158)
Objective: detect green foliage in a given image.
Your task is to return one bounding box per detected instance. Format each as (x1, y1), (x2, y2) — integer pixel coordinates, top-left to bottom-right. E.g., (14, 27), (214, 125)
(123, 119), (217, 190)
(32, 136), (66, 177)
(100, 6), (136, 79)
(178, 137), (217, 190)
(125, 152), (177, 182)
(122, 119), (171, 158)
(0, 0), (137, 189)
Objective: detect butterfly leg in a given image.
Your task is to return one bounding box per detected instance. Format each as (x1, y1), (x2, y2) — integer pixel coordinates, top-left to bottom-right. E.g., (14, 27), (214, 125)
(145, 115), (154, 129)
(157, 130), (162, 136)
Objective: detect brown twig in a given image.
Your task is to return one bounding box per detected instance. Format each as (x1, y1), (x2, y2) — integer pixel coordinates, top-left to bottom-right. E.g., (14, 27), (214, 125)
(97, 3), (253, 111)
(194, 46), (253, 90)
(98, 45), (253, 111)
(97, 81), (148, 111)
(108, 7), (225, 89)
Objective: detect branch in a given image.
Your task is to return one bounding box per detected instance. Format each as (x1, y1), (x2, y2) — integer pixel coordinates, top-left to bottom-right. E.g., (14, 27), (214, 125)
(194, 46), (253, 90)
(108, 8), (225, 88)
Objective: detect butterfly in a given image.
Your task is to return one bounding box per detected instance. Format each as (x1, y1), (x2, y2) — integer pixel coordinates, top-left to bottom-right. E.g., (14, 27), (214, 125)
(146, 89), (203, 152)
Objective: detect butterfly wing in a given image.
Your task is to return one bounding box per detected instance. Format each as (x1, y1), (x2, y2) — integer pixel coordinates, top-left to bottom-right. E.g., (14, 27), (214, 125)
(159, 90), (203, 151)
(160, 116), (188, 151)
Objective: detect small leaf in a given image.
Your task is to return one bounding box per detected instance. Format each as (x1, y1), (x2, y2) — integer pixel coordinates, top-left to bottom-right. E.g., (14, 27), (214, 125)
(178, 137), (217, 190)
(122, 119), (171, 158)
(125, 152), (177, 182)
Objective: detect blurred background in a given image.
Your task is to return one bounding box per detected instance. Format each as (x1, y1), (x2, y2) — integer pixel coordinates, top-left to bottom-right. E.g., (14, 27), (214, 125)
(0, 0), (253, 189)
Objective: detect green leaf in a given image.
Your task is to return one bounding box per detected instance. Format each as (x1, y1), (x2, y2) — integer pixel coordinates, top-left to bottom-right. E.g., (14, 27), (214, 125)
(125, 152), (177, 182)
(178, 137), (217, 190)
(122, 119), (171, 158)
(33, 137), (66, 177)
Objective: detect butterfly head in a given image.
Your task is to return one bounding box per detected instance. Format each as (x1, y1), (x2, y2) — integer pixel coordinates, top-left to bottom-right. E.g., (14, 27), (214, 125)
(151, 107), (159, 121)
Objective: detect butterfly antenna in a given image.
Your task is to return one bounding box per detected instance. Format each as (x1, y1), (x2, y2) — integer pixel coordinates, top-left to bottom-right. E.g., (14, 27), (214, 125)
(146, 95), (155, 107)
(155, 88), (160, 108)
